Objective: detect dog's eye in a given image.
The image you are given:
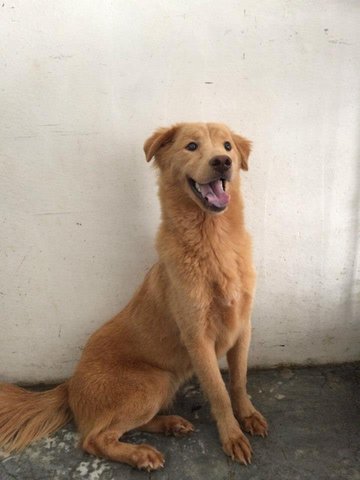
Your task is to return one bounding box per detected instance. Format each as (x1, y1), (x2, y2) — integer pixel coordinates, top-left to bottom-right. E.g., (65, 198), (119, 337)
(224, 141), (232, 151)
(185, 142), (198, 151)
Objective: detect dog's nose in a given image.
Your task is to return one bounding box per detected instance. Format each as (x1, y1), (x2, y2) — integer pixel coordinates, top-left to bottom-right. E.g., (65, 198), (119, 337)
(209, 156), (232, 173)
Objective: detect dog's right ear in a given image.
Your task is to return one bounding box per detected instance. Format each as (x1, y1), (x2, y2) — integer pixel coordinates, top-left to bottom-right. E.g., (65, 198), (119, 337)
(143, 126), (177, 162)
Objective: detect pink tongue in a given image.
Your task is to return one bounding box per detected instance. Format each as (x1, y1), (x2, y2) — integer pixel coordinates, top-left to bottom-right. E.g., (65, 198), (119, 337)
(199, 180), (229, 208)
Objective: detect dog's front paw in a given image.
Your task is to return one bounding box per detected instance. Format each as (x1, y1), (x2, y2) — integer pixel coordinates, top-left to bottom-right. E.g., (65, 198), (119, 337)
(222, 430), (252, 465)
(241, 410), (268, 437)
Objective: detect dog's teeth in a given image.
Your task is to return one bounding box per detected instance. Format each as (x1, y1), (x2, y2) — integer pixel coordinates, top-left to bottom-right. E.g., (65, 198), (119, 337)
(195, 182), (201, 193)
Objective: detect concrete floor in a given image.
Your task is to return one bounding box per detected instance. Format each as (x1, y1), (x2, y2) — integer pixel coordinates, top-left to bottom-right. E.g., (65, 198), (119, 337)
(0, 364), (359, 480)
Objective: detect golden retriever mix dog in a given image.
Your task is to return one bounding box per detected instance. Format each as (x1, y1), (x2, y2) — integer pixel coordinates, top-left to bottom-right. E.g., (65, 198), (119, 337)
(0, 122), (268, 470)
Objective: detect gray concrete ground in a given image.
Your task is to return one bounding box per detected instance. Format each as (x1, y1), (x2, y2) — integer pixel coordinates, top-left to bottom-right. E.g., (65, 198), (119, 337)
(1, 364), (359, 480)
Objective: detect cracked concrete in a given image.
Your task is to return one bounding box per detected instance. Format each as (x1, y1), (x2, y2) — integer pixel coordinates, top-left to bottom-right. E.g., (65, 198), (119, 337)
(1, 364), (359, 479)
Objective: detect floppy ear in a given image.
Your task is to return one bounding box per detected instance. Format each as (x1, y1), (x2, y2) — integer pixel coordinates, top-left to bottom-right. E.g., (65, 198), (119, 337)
(143, 126), (177, 162)
(231, 133), (252, 171)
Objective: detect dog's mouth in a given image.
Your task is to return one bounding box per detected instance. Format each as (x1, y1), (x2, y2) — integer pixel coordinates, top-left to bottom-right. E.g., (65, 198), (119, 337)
(187, 177), (230, 212)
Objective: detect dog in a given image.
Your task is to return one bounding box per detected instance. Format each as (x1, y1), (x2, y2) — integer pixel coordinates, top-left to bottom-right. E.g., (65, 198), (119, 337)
(0, 122), (268, 470)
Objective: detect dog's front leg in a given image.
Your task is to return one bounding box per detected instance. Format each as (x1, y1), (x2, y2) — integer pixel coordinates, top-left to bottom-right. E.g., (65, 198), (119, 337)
(226, 300), (268, 437)
(185, 336), (252, 465)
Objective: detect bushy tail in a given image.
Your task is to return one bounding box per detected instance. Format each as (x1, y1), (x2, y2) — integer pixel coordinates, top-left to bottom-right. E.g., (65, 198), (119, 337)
(0, 382), (72, 453)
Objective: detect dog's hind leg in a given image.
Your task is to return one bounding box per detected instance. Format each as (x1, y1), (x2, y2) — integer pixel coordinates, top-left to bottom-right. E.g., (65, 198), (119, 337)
(80, 398), (167, 470)
(83, 422), (164, 471)
(73, 368), (176, 470)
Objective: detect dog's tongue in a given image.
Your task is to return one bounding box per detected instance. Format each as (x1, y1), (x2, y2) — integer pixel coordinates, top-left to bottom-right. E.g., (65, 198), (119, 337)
(198, 180), (229, 208)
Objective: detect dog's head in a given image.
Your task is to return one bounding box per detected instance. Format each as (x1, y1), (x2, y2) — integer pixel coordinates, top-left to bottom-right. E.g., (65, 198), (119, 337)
(144, 123), (251, 214)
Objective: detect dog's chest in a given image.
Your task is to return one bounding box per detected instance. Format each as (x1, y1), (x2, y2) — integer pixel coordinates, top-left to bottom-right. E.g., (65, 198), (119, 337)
(209, 298), (242, 357)
(206, 248), (243, 306)
(205, 255), (247, 355)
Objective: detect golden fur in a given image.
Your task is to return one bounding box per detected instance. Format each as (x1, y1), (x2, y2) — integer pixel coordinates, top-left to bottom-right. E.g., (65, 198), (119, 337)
(0, 122), (267, 470)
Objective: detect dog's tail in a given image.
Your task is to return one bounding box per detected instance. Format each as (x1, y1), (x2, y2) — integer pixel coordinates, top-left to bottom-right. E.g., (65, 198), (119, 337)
(0, 382), (72, 453)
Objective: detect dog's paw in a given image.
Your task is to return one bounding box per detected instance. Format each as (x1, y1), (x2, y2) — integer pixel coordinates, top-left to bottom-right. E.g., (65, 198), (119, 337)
(222, 430), (252, 465)
(241, 410), (268, 437)
(162, 415), (195, 436)
(130, 444), (165, 471)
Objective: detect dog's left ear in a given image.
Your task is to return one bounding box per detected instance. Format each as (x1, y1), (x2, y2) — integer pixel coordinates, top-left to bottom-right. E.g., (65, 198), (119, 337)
(144, 126), (177, 162)
(231, 133), (252, 171)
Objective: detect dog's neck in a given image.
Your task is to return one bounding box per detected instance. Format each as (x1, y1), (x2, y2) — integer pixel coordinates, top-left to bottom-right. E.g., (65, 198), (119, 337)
(157, 177), (246, 245)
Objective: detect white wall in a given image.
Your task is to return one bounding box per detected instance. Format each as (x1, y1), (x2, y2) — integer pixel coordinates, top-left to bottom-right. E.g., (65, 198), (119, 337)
(1, 0), (359, 383)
